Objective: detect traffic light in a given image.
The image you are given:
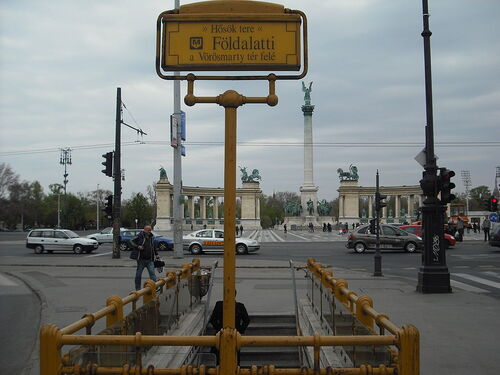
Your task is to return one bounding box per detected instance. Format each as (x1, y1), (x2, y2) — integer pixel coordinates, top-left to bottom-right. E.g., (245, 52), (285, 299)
(490, 196), (498, 212)
(103, 194), (113, 219)
(369, 219), (376, 234)
(375, 192), (387, 212)
(439, 168), (456, 204)
(101, 152), (113, 177)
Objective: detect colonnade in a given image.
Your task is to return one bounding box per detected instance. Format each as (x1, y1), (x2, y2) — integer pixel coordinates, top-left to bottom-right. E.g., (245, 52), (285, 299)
(155, 179), (262, 231)
(337, 181), (424, 225)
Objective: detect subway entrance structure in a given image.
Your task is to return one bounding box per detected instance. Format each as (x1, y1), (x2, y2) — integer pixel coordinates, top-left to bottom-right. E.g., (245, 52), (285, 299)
(37, 2), (420, 375)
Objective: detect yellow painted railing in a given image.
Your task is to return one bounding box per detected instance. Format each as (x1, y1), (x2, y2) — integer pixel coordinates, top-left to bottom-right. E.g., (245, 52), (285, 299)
(40, 258), (419, 375)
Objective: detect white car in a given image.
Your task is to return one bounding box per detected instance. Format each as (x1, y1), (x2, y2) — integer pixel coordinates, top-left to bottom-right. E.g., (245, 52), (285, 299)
(26, 229), (99, 254)
(86, 227), (126, 244)
(183, 229), (260, 255)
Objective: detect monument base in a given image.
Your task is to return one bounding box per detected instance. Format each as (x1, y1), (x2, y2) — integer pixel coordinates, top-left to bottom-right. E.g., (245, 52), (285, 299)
(284, 216), (335, 229)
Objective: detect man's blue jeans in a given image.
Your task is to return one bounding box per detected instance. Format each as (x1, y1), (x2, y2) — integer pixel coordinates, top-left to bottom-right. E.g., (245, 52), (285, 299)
(135, 259), (157, 290)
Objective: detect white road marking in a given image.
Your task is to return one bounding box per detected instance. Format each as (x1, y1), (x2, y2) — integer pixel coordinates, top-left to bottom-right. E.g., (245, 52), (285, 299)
(86, 251), (113, 258)
(0, 273), (18, 286)
(450, 279), (489, 293)
(284, 231), (309, 241)
(453, 273), (500, 290)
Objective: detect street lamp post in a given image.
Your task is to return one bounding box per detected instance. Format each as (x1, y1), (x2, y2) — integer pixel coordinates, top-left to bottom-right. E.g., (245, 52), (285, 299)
(416, 0), (451, 293)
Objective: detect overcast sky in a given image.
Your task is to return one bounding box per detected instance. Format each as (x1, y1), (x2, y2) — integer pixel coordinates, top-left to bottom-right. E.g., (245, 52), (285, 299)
(1, 0), (499, 202)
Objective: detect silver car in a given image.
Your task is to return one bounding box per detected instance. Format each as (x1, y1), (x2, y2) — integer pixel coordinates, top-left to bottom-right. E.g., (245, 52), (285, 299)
(86, 227), (126, 244)
(183, 229), (260, 255)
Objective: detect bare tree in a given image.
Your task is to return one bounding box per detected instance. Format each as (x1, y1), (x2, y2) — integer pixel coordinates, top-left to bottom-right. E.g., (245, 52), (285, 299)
(0, 163), (19, 199)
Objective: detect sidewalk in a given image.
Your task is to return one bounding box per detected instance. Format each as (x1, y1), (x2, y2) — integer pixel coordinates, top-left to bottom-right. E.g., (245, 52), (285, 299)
(4, 255), (499, 375)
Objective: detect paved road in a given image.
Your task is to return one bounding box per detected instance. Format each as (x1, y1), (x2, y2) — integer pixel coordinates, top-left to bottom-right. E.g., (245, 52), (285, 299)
(1, 230), (500, 375)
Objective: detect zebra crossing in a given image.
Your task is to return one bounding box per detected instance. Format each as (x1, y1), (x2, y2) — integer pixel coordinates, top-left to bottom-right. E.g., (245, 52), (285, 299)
(245, 229), (346, 243)
(451, 271), (500, 294)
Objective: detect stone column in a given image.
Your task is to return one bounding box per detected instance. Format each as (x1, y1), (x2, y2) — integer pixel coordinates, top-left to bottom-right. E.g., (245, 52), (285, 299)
(200, 196), (206, 219)
(395, 195), (401, 220)
(368, 195), (373, 218)
(339, 195), (344, 219)
(188, 196), (195, 219)
(155, 178), (173, 231)
(213, 196), (218, 219)
(408, 195), (414, 217)
(300, 101), (319, 221)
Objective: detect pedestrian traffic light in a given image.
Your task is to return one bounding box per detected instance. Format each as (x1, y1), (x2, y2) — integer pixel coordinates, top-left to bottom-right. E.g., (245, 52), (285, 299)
(375, 192), (387, 212)
(101, 152), (113, 177)
(103, 194), (113, 219)
(439, 168), (456, 204)
(369, 219), (376, 234)
(490, 196), (498, 212)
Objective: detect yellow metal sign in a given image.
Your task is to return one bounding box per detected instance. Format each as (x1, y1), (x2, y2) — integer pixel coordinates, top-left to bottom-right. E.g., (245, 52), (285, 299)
(162, 19), (301, 71)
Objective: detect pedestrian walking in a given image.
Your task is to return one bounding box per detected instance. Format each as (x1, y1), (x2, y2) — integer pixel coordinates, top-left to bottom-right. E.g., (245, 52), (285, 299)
(327, 223), (332, 232)
(482, 217), (491, 241)
(284, 223), (287, 233)
(236, 225), (239, 236)
(239, 224), (244, 236)
(456, 217), (464, 242)
(129, 225), (158, 291)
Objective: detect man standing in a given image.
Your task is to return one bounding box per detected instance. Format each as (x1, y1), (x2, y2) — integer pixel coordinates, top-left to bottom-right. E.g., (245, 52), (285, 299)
(130, 225), (158, 290)
(482, 217), (491, 241)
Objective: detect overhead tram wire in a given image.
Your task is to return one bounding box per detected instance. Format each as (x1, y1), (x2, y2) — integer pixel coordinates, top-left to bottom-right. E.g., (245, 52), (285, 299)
(1, 140), (499, 157)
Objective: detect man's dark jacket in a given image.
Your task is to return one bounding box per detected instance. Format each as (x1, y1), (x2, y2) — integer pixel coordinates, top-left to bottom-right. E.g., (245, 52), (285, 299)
(209, 300), (250, 334)
(129, 231), (158, 260)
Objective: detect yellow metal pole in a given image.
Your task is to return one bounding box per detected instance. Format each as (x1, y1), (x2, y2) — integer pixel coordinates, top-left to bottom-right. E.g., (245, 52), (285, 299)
(220, 103), (238, 373)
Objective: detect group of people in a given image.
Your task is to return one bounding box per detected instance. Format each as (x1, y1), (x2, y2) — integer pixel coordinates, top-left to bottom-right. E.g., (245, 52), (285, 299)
(446, 217), (492, 242)
(235, 224), (244, 236)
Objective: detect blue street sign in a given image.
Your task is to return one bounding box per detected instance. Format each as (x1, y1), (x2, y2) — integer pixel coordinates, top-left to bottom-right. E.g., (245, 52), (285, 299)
(489, 212), (499, 222)
(180, 110), (186, 141)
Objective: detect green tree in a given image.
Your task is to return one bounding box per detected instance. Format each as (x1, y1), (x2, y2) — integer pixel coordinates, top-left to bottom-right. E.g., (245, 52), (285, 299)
(122, 193), (153, 228)
(469, 186), (491, 210)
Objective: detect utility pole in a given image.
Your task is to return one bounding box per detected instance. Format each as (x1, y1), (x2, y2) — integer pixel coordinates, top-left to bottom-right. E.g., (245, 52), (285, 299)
(59, 148), (72, 228)
(416, 0), (452, 293)
(108, 88), (147, 259)
(96, 184), (100, 231)
(374, 170), (386, 277)
(112, 88), (122, 259)
(172, 0), (184, 259)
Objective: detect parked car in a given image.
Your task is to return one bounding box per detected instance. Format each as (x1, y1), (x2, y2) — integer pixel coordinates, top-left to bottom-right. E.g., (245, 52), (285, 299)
(346, 224), (422, 253)
(183, 229), (260, 255)
(399, 225), (456, 248)
(26, 229), (99, 254)
(489, 225), (500, 248)
(119, 229), (174, 252)
(86, 227), (126, 244)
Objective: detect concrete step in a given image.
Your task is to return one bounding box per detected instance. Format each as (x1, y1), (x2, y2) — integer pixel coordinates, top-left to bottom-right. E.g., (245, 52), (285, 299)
(196, 314), (302, 368)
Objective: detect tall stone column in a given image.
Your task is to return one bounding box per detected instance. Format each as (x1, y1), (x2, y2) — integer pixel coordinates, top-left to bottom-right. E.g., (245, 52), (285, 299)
(300, 85), (319, 221)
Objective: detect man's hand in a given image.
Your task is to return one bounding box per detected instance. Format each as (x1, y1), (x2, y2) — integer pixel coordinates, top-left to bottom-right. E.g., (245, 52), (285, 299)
(138, 246), (144, 250)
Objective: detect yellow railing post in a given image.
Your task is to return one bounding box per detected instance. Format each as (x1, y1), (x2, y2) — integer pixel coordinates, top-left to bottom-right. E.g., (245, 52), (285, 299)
(143, 279), (157, 304)
(106, 295), (124, 328)
(355, 295), (374, 330)
(397, 325), (420, 375)
(40, 324), (62, 375)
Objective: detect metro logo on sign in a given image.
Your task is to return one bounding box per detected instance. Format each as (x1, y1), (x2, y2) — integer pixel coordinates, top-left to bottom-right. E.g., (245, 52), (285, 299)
(190, 37), (203, 49)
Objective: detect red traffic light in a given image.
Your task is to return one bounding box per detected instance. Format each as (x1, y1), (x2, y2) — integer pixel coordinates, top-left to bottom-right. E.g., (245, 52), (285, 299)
(492, 198), (498, 204)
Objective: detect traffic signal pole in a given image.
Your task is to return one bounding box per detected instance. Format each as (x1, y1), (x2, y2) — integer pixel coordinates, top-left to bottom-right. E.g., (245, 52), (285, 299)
(374, 171), (383, 277)
(416, 0), (451, 293)
(112, 87), (122, 259)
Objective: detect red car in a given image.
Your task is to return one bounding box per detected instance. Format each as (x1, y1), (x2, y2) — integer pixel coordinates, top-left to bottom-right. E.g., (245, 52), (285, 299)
(399, 225), (456, 248)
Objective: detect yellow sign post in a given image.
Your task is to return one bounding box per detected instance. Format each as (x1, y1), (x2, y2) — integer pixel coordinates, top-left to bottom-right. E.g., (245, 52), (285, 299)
(156, 1), (307, 373)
